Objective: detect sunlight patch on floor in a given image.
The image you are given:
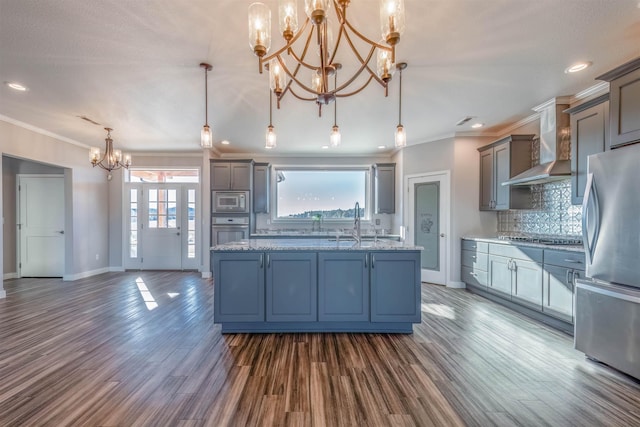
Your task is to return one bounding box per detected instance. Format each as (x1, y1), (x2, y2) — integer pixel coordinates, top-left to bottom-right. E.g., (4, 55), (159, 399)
(421, 303), (456, 320)
(136, 277), (158, 310)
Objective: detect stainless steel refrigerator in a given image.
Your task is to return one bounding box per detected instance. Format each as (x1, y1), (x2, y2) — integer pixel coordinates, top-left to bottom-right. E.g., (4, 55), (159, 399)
(575, 142), (640, 380)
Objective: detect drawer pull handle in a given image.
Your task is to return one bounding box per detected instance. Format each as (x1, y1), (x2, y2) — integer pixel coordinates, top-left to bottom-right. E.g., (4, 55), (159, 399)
(563, 259), (582, 264)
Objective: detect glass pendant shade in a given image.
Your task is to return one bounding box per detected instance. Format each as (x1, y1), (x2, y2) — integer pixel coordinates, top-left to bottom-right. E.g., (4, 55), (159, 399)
(90, 147), (101, 164)
(249, 2), (271, 57)
(379, 0), (405, 46)
(201, 124), (213, 149)
(269, 58), (286, 94)
(395, 124), (406, 148)
(330, 125), (341, 147)
(311, 71), (323, 93)
(265, 125), (277, 149)
(279, 0), (298, 39)
(376, 48), (395, 82)
(305, 0), (331, 25)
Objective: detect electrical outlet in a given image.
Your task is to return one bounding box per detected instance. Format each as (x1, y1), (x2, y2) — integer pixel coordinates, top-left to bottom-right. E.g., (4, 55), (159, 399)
(375, 219), (381, 226)
(95, 254), (99, 260)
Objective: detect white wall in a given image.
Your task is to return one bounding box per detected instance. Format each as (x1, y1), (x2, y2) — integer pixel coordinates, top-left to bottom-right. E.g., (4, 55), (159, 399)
(0, 119), (110, 293)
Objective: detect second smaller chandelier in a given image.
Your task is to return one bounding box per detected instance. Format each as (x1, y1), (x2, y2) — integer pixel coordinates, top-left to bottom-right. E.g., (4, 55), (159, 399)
(249, 0), (406, 118)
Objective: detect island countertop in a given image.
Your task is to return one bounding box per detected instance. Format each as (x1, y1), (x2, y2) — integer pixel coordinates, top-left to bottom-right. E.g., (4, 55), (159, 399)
(211, 239), (422, 251)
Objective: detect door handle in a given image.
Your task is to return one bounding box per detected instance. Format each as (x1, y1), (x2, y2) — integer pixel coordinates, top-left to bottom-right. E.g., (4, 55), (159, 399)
(176, 232), (180, 236)
(565, 269), (571, 285)
(260, 254), (264, 268)
(372, 255), (375, 268)
(364, 253), (368, 268)
(57, 230), (64, 234)
(267, 254), (270, 268)
(440, 233), (445, 237)
(582, 173), (600, 265)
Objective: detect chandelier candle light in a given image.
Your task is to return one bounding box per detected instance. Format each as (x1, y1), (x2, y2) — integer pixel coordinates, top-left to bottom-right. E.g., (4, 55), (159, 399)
(89, 127), (131, 177)
(249, 0), (407, 147)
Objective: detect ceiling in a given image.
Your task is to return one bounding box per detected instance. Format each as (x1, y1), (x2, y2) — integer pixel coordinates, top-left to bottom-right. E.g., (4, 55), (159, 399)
(1, 1), (639, 156)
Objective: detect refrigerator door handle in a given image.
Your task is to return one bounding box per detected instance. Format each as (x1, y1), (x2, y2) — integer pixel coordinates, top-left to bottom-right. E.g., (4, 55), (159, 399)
(582, 173), (601, 265)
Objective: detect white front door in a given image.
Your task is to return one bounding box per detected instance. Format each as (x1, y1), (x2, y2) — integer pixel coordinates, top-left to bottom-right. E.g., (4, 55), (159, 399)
(125, 184), (198, 270)
(18, 175), (65, 277)
(406, 172), (450, 285)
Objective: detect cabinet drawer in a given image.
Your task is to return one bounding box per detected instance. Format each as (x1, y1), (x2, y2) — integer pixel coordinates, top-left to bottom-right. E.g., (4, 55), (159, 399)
(489, 243), (543, 263)
(462, 239), (488, 253)
(462, 250), (488, 270)
(543, 249), (585, 269)
(462, 266), (487, 289)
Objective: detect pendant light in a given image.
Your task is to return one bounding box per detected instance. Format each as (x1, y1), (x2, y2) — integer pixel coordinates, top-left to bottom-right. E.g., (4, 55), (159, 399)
(395, 62), (407, 148)
(200, 62), (213, 149)
(330, 70), (341, 147)
(265, 90), (277, 149)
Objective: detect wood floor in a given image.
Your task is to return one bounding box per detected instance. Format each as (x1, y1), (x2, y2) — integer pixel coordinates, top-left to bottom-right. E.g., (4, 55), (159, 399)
(0, 272), (639, 426)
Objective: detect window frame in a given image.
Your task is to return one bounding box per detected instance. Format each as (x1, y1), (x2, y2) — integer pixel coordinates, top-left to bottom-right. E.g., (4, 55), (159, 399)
(270, 165), (373, 223)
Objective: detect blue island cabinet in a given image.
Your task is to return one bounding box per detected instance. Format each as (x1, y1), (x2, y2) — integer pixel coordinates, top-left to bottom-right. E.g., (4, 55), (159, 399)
(370, 251), (421, 322)
(213, 252), (264, 322)
(318, 252), (369, 322)
(265, 252), (317, 322)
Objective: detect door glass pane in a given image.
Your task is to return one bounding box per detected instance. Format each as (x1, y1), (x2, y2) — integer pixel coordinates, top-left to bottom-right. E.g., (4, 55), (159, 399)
(414, 182), (439, 270)
(187, 189), (196, 258)
(129, 189), (138, 258)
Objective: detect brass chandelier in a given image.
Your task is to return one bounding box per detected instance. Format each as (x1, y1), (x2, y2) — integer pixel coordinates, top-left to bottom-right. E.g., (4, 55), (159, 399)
(90, 127), (131, 177)
(248, 0), (407, 148)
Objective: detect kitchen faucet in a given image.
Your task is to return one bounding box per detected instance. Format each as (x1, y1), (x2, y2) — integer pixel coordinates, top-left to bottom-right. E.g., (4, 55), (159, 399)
(352, 201), (361, 246)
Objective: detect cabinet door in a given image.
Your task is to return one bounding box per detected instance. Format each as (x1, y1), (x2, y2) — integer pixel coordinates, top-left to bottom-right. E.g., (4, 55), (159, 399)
(479, 148), (494, 210)
(213, 252), (264, 322)
(375, 164), (395, 214)
(609, 68), (640, 148)
(493, 143), (511, 210)
(230, 163), (251, 190)
(370, 251), (420, 323)
(511, 259), (543, 309)
(542, 264), (574, 323)
(318, 252), (369, 321)
(253, 164), (269, 213)
(571, 102), (608, 205)
(488, 254), (512, 296)
(266, 252), (317, 322)
(211, 163), (232, 190)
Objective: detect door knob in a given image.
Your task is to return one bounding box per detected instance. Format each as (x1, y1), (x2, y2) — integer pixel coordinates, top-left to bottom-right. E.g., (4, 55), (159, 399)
(176, 232), (180, 236)
(440, 233), (445, 237)
(57, 230), (65, 234)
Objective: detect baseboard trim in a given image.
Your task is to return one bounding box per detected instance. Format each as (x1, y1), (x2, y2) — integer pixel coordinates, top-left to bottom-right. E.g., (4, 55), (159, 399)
(447, 280), (466, 289)
(63, 267), (110, 281)
(0, 289), (6, 298)
(3, 272), (19, 280)
(109, 266), (125, 272)
(201, 271), (212, 279)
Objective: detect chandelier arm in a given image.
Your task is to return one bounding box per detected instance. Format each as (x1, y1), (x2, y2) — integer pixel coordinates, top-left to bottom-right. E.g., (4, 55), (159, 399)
(342, 18), (394, 52)
(335, 75), (376, 98)
(329, 46), (385, 95)
(340, 32), (388, 87)
(287, 87), (318, 102)
(261, 17), (311, 67)
(277, 59), (323, 96)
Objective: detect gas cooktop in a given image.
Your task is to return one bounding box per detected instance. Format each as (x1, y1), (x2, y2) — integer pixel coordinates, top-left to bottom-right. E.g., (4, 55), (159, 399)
(497, 236), (583, 246)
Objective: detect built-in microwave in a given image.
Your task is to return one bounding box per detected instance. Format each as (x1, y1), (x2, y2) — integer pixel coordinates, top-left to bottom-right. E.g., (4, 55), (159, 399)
(212, 191), (249, 213)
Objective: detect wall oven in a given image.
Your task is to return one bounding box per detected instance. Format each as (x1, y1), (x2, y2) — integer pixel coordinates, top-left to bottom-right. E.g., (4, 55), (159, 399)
(211, 216), (249, 246)
(212, 191), (249, 213)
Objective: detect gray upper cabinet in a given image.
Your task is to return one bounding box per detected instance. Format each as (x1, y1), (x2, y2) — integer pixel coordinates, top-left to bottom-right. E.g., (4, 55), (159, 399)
(566, 95), (609, 205)
(478, 135), (534, 211)
(374, 163), (395, 214)
(253, 163), (270, 213)
(596, 57), (640, 149)
(211, 160), (252, 190)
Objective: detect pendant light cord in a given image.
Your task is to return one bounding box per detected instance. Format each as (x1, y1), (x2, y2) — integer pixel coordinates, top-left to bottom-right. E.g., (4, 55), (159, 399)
(269, 90), (273, 126)
(204, 67), (209, 126)
(333, 71), (338, 127)
(398, 67), (403, 127)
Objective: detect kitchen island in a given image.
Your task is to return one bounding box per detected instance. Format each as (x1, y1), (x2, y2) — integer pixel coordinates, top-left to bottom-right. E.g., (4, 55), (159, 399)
(211, 239), (422, 333)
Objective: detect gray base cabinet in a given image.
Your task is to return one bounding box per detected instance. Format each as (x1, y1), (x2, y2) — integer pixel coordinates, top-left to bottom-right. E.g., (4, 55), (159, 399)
(213, 252), (265, 323)
(370, 252), (421, 323)
(462, 239), (583, 332)
(266, 252), (317, 322)
(212, 249), (421, 332)
(318, 252), (369, 322)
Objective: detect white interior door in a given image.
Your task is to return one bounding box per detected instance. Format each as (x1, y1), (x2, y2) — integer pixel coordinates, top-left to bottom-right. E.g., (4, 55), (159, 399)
(125, 184), (199, 270)
(407, 172), (450, 285)
(18, 175), (65, 277)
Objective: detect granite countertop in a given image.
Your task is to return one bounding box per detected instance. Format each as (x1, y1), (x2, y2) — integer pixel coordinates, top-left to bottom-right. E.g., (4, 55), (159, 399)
(463, 236), (585, 253)
(211, 238), (422, 251)
(250, 232), (401, 240)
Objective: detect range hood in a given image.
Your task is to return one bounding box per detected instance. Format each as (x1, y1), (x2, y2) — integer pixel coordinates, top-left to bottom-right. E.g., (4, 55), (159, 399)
(502, 98), (571, 186)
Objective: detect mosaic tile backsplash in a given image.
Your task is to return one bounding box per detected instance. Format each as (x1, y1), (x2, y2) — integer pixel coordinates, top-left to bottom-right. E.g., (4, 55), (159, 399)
(497, 180), (583, 238)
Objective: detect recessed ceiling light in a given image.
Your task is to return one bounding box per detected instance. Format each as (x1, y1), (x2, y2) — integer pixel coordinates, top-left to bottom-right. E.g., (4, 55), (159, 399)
(321, 145), (329, 149)
(5, 81), (28, 91)
(564, 61), (592, 74)
(471, 123), (484, 129)
(220, 140), (230, 145)
(377, 145), (386, 149)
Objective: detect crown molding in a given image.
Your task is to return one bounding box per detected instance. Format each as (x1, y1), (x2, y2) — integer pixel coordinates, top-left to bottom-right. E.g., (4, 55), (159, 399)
(0, 114), (90, 149)
(570, 81), (610, 104)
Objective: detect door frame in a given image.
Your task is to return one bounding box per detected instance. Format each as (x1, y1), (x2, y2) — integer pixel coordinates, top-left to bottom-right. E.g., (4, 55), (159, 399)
(123, 181), (201, 271)
(404, 170), (451, 286)
(16, 174), (67, 278)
